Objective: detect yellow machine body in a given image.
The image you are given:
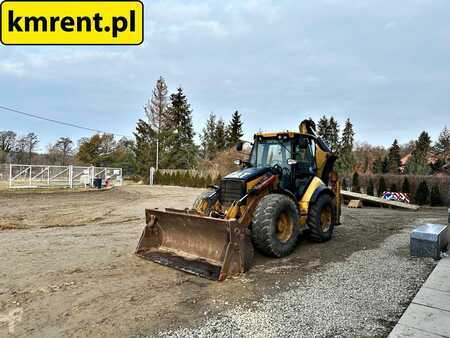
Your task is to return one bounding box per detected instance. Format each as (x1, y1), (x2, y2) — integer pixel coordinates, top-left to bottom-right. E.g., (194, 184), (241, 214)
(136, 119), (340, 280)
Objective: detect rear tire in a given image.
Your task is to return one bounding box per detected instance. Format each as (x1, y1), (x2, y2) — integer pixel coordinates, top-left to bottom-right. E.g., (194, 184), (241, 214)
(251, 194), (300, 257)
(308, 194), (336, 242)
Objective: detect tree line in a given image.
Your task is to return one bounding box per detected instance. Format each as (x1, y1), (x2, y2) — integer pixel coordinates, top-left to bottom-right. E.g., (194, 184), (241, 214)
(349, 173), (446, 206)
(0, 78), (448, 182)
(0, 131), (71, 165)
(133, 77), (244, 179)
(0, 76), (245, 179)
(0, 130), (137, 176)
(316, 115), (449, 176)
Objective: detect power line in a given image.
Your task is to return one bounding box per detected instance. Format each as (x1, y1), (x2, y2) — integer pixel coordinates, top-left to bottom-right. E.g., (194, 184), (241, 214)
(0, 104), (130, 138)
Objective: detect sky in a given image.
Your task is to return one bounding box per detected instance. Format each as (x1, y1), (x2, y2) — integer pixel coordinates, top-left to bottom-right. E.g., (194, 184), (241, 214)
(1, 0), (449, 152)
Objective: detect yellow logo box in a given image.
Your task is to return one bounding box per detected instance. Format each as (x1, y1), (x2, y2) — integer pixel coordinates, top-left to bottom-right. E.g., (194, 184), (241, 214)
(1, 0), (143, 45)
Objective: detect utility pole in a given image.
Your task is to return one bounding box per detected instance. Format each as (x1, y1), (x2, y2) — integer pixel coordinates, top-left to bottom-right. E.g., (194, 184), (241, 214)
(156, 126), (159, 171)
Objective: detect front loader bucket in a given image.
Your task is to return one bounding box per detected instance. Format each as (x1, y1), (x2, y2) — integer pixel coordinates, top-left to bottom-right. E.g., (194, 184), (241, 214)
(135, 208), (253, 281)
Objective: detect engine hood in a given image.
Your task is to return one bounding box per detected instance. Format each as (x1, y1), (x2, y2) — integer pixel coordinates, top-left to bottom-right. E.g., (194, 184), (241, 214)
(222, 166), (271, 182)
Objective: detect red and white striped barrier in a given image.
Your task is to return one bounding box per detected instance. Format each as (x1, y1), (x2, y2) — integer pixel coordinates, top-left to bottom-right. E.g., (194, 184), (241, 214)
(382, 191), (410, 204)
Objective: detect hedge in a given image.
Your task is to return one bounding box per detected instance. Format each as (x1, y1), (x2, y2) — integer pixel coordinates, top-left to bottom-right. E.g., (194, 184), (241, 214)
(154, 170), (221, 188)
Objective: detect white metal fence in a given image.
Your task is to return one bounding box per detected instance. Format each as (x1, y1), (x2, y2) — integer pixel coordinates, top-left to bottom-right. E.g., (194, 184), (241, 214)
(7, 164), (122, 189)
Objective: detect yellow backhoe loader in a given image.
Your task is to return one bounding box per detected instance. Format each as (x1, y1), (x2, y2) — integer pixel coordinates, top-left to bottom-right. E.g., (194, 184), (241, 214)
(136, 119), (341, 280)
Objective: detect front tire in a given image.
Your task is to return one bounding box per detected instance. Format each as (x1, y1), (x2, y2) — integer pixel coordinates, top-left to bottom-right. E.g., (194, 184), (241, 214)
(251, 194), (300, 257)
(192, 190), (218, 215)
(308, 194), (336, 242)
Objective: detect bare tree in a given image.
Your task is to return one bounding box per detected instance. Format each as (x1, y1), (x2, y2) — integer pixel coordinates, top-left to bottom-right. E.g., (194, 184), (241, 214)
(144, 76), (168, 170)
(0, 131), (17, 153)
(47, 143), (59, 165)
(15, 136), (28, 164)
(54, 137), (73, 165)
(145, 76), (168, 131)
(23, 133), (39, 164)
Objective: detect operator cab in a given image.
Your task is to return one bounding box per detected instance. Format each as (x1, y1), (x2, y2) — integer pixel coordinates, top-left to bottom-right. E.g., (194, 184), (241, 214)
(249, 134), (317, 197)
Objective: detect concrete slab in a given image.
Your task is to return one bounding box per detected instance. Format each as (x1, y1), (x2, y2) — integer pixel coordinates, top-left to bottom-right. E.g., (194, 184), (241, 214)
(423, 266), (450, 293)
(414, 287), (450, 312)
(397, 303), (450, 337)
(389, 323), (446, 338)
(390, 257), (450, 337)
(437, 257), (450, 269)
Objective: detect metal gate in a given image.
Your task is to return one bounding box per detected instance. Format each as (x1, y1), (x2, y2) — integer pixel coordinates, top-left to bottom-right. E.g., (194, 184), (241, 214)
(8, 164), (122, 189)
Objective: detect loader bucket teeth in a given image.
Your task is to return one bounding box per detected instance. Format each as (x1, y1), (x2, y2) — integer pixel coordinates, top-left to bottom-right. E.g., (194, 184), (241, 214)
(135, 208), (253, 281)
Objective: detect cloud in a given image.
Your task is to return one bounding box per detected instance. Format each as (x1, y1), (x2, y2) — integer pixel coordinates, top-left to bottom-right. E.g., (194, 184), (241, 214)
(384, 21), (398, 30)
(0, 60), (25, 76)
(1, 0), (450, 147)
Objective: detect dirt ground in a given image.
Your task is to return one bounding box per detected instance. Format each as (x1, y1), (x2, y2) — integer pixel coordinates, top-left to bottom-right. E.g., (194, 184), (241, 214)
(0, 184), (446, 337)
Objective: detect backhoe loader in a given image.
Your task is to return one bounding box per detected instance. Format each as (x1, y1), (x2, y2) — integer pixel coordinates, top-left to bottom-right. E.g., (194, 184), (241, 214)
(136, 119), (341, 280)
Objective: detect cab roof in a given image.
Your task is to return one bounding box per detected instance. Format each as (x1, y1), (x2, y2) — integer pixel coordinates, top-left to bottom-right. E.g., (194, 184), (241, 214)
(254, 131), (312, 138)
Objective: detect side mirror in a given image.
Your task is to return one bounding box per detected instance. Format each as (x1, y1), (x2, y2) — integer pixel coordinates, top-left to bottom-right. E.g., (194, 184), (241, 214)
(236, 142), (243, 152)
(287, 159), (298, 166)
(233, 159), (242, 165)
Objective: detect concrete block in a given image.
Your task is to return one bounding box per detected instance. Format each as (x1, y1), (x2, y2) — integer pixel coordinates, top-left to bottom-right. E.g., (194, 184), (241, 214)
(398, 303), (450, 337)
(410, 224), (448, 260)
(389, 323), (445, 338)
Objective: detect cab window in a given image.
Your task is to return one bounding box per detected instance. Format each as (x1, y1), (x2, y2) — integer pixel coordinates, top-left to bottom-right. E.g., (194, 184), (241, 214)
(294, 138), (316, 174)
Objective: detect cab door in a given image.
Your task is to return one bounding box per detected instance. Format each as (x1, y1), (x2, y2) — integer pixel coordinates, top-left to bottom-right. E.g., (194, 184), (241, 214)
(292, 137), (317, 198)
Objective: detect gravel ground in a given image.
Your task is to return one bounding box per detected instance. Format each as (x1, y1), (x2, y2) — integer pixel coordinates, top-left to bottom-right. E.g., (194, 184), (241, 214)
(157, 229), (436, 338)
(0, 185), (442, 337)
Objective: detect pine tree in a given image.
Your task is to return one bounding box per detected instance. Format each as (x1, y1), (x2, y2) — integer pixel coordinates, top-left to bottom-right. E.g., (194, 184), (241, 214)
(317, 116), (330, 143)
(351, 172), (361, 193)
(317, 115), (339, 152)
(215, 118), (226, 152)
(401, 177), (410, 193)
(200, 113), (217, 160)
(378, 176), (386, 197)
(430, 183), (443, 206)
(434, 126), (450, 163)
(363, 156), (369, 173)
(414, 181), (430, 205)
(133, 119), (156, 178)
(336, 118), (355, 173)
(388, 139), (401, 173)
(328, 117), (340, 152)
(367, 177), (374, 196)
(165, 87), (198, 169)
(372, 156), (383, 174)
(226, 110), (244, 147)
(382, 156), (389, 174)
(405, 131), (432, 175)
